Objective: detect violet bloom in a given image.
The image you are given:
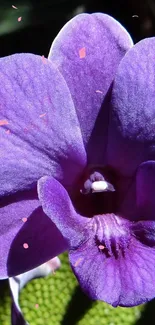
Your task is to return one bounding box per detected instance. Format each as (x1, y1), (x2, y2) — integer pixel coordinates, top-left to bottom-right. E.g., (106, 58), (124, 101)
(0, 12), (155, 309)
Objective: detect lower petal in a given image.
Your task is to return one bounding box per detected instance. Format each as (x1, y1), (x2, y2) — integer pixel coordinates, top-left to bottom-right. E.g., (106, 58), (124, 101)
(9, 257), (60, 325)
(69, 236), (155, 306)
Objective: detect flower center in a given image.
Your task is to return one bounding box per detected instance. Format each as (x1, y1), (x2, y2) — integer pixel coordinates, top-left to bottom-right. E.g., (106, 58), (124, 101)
(72, 167), (117, 217)
(80, 170), (115, 194)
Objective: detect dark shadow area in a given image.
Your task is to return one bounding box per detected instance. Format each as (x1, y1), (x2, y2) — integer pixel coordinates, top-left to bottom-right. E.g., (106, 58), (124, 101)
(135, 299), (155, 325)
(0, 280), (10, 316)
(7, 204), (68, 277)
(0, 279), (9, 300)
(0, 0), (85, 57)
(86, 0), (155, 42)
(61, 285), (93, 325)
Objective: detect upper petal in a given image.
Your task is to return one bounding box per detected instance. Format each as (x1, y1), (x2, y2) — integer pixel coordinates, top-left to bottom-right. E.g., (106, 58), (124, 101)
(107, 38), (155, 176)
(0, 53), (86, 196)
(49, 13), (133, 150)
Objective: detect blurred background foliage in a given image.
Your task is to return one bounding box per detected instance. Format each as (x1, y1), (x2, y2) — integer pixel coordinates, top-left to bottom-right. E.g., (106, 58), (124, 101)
(0, 0), (155, 324)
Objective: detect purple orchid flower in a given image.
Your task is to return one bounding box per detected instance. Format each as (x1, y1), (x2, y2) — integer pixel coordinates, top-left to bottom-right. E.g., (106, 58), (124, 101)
(0, 12), (154, 313)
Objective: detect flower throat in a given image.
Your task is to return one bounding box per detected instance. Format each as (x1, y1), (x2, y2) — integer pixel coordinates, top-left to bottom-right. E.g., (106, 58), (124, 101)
(72, 167), (117, 217)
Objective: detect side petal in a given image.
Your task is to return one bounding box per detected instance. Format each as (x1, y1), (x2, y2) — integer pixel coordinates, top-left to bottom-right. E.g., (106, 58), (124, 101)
(69, 236), (155, 307)
(49, 13), (133, 149)
(0, 53), (86, 196)
(131, 220), (155, 247)
(0, 188), (68, 278)
(136, 160), (155, 220)
(9, 257), (60, 325)
(107, 38), (155, 176)
(37, 176), (88, 248)
(116, 175), (138, 222)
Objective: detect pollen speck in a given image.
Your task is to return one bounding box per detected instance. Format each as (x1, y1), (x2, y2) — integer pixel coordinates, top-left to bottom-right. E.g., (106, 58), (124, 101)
(74, 257), (83, 267)
(39, 113), (46, 118)
(5, 130), (10, 134)
(22, 217), (27, 223)
(98, 245), (105, 250)
(23, 243), (29, 249)
(0, 120), (8, 126)
(12, 5), (18, 9)
(42, 55), (47, 64)
(132, 15), (139, 18)
(96, 90), (103, 94)
(79, 47), (86, 59)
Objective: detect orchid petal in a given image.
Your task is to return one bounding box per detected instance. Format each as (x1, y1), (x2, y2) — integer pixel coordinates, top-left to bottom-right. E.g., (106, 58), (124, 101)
(116, 175), (138, 221)
(70, 236), (155, 307)
(0, 188), (67, 278)
(49, 13), (133, 158)
(131, 220), (155, 247)
(136, 160), (155, 220)
(107, 38), (155, 176)
(37, 176), (88, 248)
(37, 176), (155, 306)
(0, 53), (86, 196)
